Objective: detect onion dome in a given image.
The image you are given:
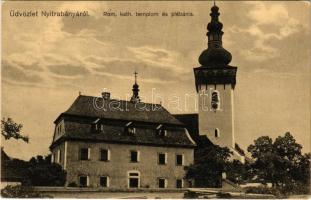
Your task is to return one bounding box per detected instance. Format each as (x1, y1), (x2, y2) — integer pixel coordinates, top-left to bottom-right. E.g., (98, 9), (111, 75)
(198, 5), (232, 67)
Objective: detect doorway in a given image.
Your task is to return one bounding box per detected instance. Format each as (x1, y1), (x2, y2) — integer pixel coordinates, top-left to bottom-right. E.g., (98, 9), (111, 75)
(128, 171), (140, 188)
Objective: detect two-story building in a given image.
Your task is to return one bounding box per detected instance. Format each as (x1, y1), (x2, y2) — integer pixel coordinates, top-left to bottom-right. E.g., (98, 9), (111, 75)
(50, 77), (196, 189)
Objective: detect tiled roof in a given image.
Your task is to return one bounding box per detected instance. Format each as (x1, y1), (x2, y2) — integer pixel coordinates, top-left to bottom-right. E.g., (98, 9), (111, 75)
(51, 121), (195, 148)
(51, 95), (196, 148)
(56, 95), (182, 125)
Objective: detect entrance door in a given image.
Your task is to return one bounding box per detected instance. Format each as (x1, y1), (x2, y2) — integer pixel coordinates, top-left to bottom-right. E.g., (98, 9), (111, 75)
(128, 171), (140, 188)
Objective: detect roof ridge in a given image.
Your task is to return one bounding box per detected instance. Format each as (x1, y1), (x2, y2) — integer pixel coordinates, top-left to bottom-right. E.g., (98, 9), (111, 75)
(79, 95), (163, 106)
(173, 113), (199, 116)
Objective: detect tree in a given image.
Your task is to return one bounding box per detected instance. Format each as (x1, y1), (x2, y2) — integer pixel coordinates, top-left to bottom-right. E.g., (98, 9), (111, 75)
(1, 118), (29, 143)
(185, 145), (232, 187)
(247, 136), (278, 186)
(247, 132), (310, 194)
(226, 159), (251, 184)
(26, 155), (66, 186)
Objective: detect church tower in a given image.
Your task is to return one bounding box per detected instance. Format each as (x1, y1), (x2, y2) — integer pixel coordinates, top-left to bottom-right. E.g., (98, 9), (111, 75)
(194, 4), (240, 158)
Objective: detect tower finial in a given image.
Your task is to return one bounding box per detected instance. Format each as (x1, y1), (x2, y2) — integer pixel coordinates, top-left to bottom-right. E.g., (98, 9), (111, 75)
(134, 71), (138, 84)
(198, 3), (232, 67)
(130, 71), (140, 103)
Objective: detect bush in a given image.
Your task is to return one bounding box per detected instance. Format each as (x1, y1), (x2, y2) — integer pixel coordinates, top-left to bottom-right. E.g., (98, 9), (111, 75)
(1, 185), (51, 198)
(183, 191), (199, 199)
(278, 182), (310, 196)
(244, 186), (282, 197)
(67, 182), (78, 187)
(217, 192), (232, 198)
(245, 183), (310, 197)
(27, 157), (66, 186)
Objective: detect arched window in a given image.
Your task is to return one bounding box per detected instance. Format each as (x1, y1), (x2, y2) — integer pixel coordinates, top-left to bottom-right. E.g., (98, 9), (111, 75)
(211, 91), (220, 111)
(215, 128), (220, 138)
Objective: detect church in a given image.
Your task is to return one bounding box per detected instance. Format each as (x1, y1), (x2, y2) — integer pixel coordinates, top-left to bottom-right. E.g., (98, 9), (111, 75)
(50, 4), (244, 189)
(176, 4), (245, 163)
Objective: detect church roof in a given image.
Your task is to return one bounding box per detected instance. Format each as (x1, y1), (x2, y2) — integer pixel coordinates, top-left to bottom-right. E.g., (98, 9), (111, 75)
(55, 95), (182, 125)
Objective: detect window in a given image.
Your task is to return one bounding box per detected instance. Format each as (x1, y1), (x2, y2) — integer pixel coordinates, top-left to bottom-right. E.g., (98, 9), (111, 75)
(188, 180), (193, 188)
(176, 154), (183, 166)
(211, 91), (220, 111)
(158, 153), (167, 165)
(128, 127), (136, 135)
(215, 128), (220, 138)
(100, 149), (110, 161)
(158, 178), (167, 188)
(80, 148), (90, 160)
(128, 171), (140, 188)
(130, 150), (139, 162)
(176, 179), (183, 188)
(158, 129), (167, 137)
(79, 176), (88, 187)
(100, 176), (109, 187)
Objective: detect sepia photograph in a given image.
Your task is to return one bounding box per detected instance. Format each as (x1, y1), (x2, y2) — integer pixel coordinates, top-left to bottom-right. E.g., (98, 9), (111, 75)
(1, 0), (310, 199)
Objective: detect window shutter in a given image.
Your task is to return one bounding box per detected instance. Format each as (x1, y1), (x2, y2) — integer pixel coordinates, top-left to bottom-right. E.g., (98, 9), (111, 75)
(108, 149), (111, 161)
(137, 151), (140, 162)
(165, 153), (167, 164)
(57, 149), (61, 163)
(88, 148), (91, 160)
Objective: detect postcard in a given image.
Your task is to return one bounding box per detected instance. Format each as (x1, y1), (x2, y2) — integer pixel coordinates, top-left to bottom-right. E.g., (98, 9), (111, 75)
(1, 1), (310, 199)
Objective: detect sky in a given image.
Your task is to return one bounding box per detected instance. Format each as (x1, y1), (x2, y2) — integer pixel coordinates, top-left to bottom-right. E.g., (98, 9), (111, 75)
(1, 1), (310, 160)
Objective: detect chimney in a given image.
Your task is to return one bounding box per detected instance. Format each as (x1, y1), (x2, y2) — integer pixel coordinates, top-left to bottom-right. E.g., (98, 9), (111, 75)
(102, 92), (110, 100)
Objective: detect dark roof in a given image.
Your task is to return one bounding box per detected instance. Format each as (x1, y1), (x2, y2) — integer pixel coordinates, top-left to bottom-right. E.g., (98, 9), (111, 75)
(173, 114), (199, 142)
(1, 149), (25, 182)
(56, 95), (182, 125)
(173, 114), (214, 148)
(1, 147), (10, 162)
(234, 143), (246, 156)
(51, 96), (196, 148)
(51, 120), (195, 148)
